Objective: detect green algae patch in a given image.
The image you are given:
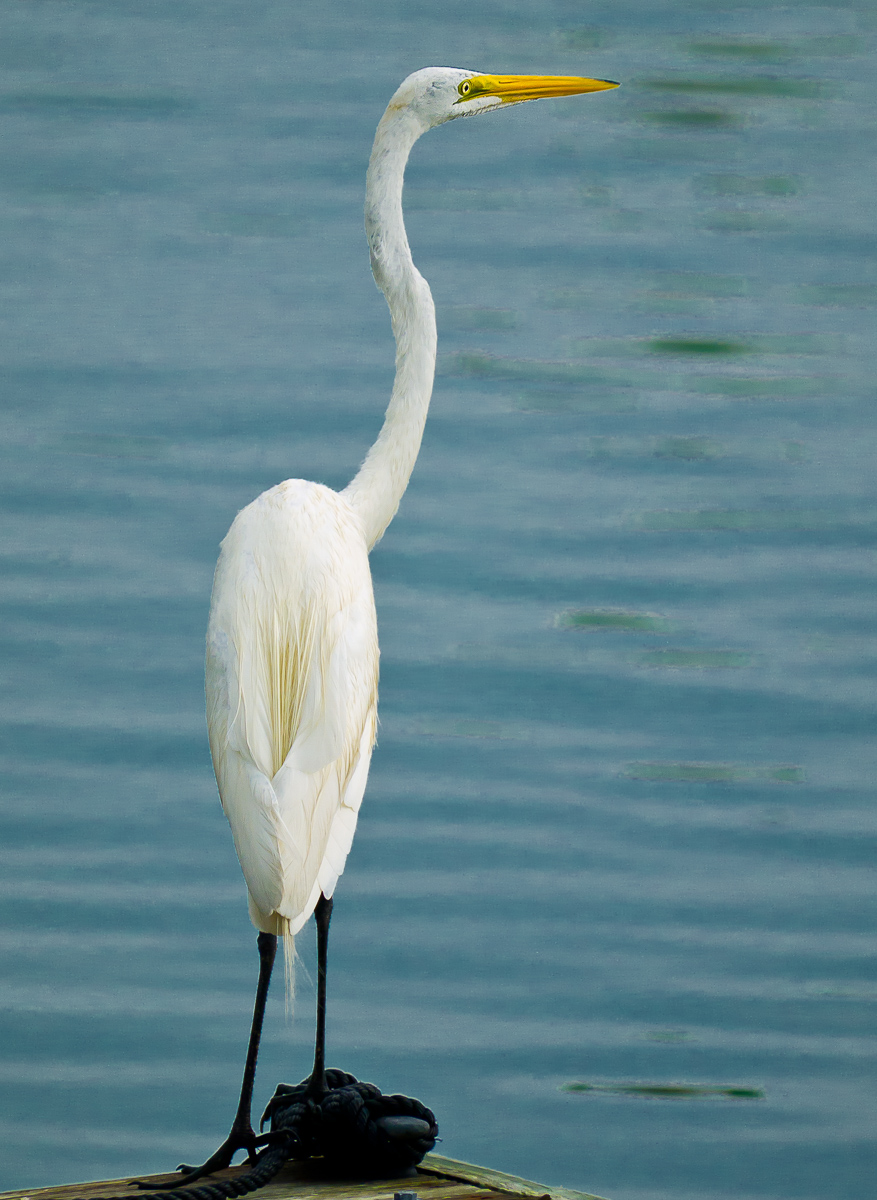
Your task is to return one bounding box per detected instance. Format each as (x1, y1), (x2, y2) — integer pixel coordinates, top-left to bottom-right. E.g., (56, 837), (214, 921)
(647, 272), (750, 299)
(688, 40), (790, 61)
(562, 1081), (765, 1100)
(650, 337), (748, 355)
(644, 77), (826, 99)
(637, 649), (753, 669)
(624, 762), (805, 784)
(690, 37), (861, 59)
(641, 109), (739, 128)
(652, 436), (722, 460)
(686, 375), (826, 398)
(556, 610), (672, 634)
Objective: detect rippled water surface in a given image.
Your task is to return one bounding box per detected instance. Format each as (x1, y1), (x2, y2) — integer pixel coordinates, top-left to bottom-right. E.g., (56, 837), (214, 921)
(1, 3), (875, 1199)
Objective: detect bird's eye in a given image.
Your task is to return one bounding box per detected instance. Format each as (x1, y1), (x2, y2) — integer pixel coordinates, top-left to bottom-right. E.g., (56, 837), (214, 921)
(458, 81), (471, 96)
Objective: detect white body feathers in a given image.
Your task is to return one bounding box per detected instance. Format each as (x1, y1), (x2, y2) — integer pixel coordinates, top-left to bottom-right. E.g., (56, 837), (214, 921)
(207, 481), (378, 936)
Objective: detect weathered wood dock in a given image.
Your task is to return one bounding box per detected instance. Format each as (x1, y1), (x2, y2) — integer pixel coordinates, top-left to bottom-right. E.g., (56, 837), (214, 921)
(0, 1154), (608, 1200)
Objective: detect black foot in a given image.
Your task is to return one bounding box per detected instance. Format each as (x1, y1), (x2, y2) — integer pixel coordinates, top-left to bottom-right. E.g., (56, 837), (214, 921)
(135, 1126), (272, 1189)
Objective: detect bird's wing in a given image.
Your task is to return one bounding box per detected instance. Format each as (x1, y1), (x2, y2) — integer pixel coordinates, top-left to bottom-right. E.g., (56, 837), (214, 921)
(206, 482), (378, 932)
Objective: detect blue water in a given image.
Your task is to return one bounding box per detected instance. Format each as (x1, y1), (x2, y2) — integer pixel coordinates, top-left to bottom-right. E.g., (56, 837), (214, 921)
(1, 3), (875, 1199)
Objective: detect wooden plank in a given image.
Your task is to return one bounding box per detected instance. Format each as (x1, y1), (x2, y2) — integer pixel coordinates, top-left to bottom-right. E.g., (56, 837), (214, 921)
(420, 1156), (609, 1200)
(0, 1154), (609, 1200)
(0, 1164), (461, 1200)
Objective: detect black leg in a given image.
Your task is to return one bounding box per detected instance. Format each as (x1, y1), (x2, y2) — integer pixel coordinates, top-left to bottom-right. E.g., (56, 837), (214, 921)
(305, 893), (333, 1100)
(226, 932), (278, 1150)
(139, 931), (277, 1186)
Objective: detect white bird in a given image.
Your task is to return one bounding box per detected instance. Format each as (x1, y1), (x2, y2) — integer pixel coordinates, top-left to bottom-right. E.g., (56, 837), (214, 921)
(174, 66), (617, 1183)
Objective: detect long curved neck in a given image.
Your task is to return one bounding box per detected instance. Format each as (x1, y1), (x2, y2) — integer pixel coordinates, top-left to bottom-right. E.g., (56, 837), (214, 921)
(342, 106), (436, 551)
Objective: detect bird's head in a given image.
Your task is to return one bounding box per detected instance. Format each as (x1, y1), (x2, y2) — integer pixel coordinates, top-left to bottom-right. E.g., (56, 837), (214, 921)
(388, 66), (618, 131)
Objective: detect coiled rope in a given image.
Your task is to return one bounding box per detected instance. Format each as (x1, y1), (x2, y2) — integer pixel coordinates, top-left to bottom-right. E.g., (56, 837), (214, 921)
(265, 1068), (438, 1178)
(65, 1070), (438, 1200)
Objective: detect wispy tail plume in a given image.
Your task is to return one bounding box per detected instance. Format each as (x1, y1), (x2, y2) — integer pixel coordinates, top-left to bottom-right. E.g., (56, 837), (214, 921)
(282, 917), (297, 1019)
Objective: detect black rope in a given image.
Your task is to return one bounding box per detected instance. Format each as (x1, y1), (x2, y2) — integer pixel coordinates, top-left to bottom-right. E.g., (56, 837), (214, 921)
(262, 1068), (438, 1178)
(63, 1071), (438, 1200)
(123, 1138), (294, 1200)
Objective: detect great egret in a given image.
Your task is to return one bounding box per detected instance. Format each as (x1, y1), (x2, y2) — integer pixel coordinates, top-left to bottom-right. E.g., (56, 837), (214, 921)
(178, 67), (618, 1183)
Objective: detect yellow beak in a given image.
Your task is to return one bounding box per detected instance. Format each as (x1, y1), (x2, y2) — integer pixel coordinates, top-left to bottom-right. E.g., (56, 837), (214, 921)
(456, 74), (619, 105)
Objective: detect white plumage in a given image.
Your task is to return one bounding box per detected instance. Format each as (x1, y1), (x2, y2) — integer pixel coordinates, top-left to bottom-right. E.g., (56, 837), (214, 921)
(206, 480), (378, 936)
(167, 66), (617, 1184)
